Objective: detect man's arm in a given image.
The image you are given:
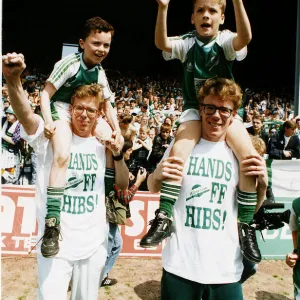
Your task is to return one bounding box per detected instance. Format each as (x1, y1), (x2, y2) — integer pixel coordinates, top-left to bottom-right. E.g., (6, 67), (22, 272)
(232, 0), (252, 51)
(2, 53), (40, 135)
(155, 0), (172, 52)
(147, 156), (184, 193)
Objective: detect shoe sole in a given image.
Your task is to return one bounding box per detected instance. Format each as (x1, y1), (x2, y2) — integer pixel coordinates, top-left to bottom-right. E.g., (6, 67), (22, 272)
(140, 233), (173, 248)
(41, 249), (59, 258)
(240, 250), (262, 264)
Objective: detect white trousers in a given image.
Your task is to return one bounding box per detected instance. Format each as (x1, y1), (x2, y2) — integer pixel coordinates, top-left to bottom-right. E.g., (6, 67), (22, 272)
(38, 242), (107, 300)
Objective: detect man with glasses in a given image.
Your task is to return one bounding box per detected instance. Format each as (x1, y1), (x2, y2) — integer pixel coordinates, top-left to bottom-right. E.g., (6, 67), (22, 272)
(147, 78), (267, 299)
(2, 52), (129, 299)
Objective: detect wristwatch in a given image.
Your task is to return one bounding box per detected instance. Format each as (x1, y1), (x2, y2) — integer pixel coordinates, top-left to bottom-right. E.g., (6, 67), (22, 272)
(112, 152), (123, 161)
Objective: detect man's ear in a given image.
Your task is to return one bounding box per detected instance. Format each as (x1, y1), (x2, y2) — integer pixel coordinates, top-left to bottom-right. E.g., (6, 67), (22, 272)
(69, 104), (73, 115)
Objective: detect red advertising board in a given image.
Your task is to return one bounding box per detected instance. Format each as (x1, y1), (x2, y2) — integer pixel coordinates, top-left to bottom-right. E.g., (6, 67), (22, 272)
(0, 185), (162, 257)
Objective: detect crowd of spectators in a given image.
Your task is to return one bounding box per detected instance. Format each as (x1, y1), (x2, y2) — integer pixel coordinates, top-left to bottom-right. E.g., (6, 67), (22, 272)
(2, 68), (300, 186)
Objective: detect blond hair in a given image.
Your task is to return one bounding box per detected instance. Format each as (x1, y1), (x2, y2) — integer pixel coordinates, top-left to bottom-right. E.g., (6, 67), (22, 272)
(198, 77), (242, 110)
(193, 0), (226, 13)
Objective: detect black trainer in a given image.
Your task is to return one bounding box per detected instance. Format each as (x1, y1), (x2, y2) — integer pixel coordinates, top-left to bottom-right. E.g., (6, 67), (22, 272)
(101, 277), (117, 287)
(238, 222), (261, 263)
(140, 209), (173, 248)
(41, 217), (60, 258)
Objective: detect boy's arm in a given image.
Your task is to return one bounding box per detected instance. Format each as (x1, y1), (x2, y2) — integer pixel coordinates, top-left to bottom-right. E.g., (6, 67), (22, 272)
(2, 53), (40, 135)
(40, 82), (57, 138)
(147, 156), (184, 193)
(232, 0), (252, 51)
(155, 0), (172, 52)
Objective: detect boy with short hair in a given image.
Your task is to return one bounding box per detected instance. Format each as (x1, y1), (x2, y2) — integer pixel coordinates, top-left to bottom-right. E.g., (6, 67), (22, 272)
(140, 0), (265, 264)
(40, 16), (123, 258)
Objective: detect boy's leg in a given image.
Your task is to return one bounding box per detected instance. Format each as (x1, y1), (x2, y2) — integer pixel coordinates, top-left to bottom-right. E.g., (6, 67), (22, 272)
(71, 242), (107, 300)
(226, 119), (263, 263)
(140, 112), (201, 247)
(37, 254), (73, 300)
(42, 120), (72, 258)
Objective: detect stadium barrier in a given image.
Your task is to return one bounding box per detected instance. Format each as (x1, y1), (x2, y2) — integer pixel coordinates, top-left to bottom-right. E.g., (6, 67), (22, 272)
(1, 159), (299, 259)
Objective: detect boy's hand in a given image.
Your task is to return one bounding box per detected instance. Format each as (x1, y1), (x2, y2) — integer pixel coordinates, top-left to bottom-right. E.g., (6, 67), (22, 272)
(44, 123), (56, 139)
(154, 156), (184, 181)
(2, 53), (26, 81)
(240, 154), (267, 184)
(286, 252), (299, 268)
(157, 0), (170, 7)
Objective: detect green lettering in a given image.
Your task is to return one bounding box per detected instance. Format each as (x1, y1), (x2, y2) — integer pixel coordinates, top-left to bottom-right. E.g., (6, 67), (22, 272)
(68, 153), (74, 170)
(207, 158), (216, 178)
(86, 195), (95, 212)
(91, 154), (98, 170)
(213, 209), (221, 230)
(72, 196), (78, 214)
(202, 208), (212, 229)
(187, 156), (199, 175)
(185, 205), (196, 227)
(78, 196), (86, 214)
(73, 154), (79, 170)
(86, 154), (92, 171)
(195, 206), (202, 229)
(215, 160), (224, 179)
(61, 195), (72, 213)
(225, 162), (232, 182)
(210, 182), (219, 203)
(218, 184), (227, 204)
(79, 153), (85, 170)
(197, 157), (208, 177)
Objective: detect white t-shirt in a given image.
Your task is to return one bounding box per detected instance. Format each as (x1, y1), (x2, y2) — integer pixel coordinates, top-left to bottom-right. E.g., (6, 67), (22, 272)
(162, 139), (242, 284)
(21, 117), (108, 260)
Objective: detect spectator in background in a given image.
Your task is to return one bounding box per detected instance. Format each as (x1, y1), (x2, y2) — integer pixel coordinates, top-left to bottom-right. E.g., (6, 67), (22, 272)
(268, 121), (300, 160)
(148, 123), (173, 172)
(119, 114), (136, 141)
(1, 106), (22, 184)
(247, 115), (268, 147)
(132, 125), (152, 170)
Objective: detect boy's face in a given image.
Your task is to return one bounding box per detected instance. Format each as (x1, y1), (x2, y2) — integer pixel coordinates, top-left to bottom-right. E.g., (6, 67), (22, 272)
(139, 130), (148, 141)
(192, 0), (224, 40)
(80, 30), (112, 68)
(161, 130), (171, 140)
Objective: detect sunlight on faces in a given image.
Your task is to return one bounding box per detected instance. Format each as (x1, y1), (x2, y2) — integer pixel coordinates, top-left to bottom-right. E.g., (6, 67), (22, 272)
(192, 0), (225, 41)
(80, 31), (112, 68)
(70, 96), (100, 138)
(200, 94), (236, 142)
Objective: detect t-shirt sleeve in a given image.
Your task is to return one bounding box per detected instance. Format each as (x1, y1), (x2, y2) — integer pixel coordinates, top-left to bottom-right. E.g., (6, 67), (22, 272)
(98, 68), (114, 104)
(47, 54), (79, 90)
(289, 206), (298, 232)
(162, 34), (195, 63)
(218, 30), (247, 62)
(20, 116), (49, 155)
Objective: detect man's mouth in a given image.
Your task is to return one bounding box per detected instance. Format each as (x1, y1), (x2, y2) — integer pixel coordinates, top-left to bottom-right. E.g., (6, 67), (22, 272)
(209, 122), (221, 128)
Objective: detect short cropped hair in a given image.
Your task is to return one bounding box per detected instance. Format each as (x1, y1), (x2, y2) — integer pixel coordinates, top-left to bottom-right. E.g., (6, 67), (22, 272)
(283, 120), (296, 130)
(122, 139), (133, 153)
(78, 17), (114, 52)
(160, 123), (172, 133)
(197, 77), (242, 111)
(71, 84), (104, 110)
(193, 0), (226, 13)
(119, 114), (133, 125)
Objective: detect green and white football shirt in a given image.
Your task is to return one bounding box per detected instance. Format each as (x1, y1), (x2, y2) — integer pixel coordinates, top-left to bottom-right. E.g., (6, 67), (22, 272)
(48, 53), (113, 104)
(163, 30), (247, 110)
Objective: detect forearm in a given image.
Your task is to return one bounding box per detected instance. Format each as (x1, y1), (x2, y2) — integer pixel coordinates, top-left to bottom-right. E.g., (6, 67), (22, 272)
(147, 171), (162, 193)
(6, 79), (38, 135)
(114, 158), (129, 189)
(104, 100), (120, 132)
(232, 0), (252, 50)
(155, 4), (172, 52)
(41, 87), (55, 125)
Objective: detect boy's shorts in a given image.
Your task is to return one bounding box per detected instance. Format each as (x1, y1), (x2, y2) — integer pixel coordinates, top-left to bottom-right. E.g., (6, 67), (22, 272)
(50, 101), (71, 123)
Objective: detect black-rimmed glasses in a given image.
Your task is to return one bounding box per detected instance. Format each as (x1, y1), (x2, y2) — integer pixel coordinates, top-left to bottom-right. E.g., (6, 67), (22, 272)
(202, 104), (233, 118)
